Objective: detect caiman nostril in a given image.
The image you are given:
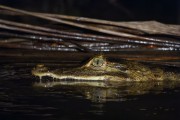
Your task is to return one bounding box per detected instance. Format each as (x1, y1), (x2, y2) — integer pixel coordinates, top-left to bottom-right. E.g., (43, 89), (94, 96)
(37, 64), (44, 68)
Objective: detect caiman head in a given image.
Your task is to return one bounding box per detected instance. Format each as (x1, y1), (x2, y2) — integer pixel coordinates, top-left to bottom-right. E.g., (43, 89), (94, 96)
(32, 54), (180, 84)
(32, 55), (129, 82)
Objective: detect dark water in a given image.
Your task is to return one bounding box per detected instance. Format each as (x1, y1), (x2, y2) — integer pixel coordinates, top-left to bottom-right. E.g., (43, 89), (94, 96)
(0, 63), (180, 120)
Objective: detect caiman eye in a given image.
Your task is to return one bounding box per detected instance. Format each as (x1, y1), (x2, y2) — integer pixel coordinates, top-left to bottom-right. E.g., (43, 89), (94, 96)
(92, 58), (105, 67)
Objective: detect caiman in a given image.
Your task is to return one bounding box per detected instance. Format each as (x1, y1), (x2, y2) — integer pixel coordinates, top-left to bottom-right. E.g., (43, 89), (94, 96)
(32, 55), (180, 87)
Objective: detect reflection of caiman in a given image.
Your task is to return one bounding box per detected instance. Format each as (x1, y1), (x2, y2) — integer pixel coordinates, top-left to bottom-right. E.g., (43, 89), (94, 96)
(32, 55), (180, 85)
(32, 55), (180, 102)
(33, 81), (180, 102)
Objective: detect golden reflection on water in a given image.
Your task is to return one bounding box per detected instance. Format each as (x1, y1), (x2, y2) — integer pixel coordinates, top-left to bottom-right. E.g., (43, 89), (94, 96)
(34, 80), (180, 103)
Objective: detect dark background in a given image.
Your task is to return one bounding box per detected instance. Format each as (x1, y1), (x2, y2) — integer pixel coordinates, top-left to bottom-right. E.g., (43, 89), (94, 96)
(0, 0), (179, 24)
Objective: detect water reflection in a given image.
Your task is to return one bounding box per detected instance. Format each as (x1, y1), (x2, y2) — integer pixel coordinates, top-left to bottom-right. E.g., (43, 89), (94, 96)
(0, 63), (180, 120)
(34, 80), (180, 103)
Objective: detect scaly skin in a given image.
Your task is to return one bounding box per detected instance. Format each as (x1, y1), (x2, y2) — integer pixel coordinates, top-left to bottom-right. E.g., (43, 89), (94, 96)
(32, 55), (180, 82)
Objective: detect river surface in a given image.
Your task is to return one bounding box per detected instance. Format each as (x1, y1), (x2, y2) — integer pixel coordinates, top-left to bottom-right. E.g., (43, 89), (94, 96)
(0, 63), (180, 120)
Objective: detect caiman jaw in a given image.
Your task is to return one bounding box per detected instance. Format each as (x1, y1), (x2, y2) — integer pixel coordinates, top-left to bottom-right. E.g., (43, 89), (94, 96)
(32, 65), (124, 82)
(32, 55), (180, 84)
(31, 55), (127, 82)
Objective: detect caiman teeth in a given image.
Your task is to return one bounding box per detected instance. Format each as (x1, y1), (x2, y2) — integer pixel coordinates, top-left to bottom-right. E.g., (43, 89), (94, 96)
(34, 72), (109, 82)
(34, 72), (106, 81)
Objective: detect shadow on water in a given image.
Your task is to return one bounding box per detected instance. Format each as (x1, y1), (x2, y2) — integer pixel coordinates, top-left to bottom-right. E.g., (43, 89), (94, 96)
(0, 63), (180, 120)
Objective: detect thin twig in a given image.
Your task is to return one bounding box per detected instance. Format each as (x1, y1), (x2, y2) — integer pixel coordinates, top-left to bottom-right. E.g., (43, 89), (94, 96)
(0, 38), (78, 51)
(0, 38), (28, 43)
